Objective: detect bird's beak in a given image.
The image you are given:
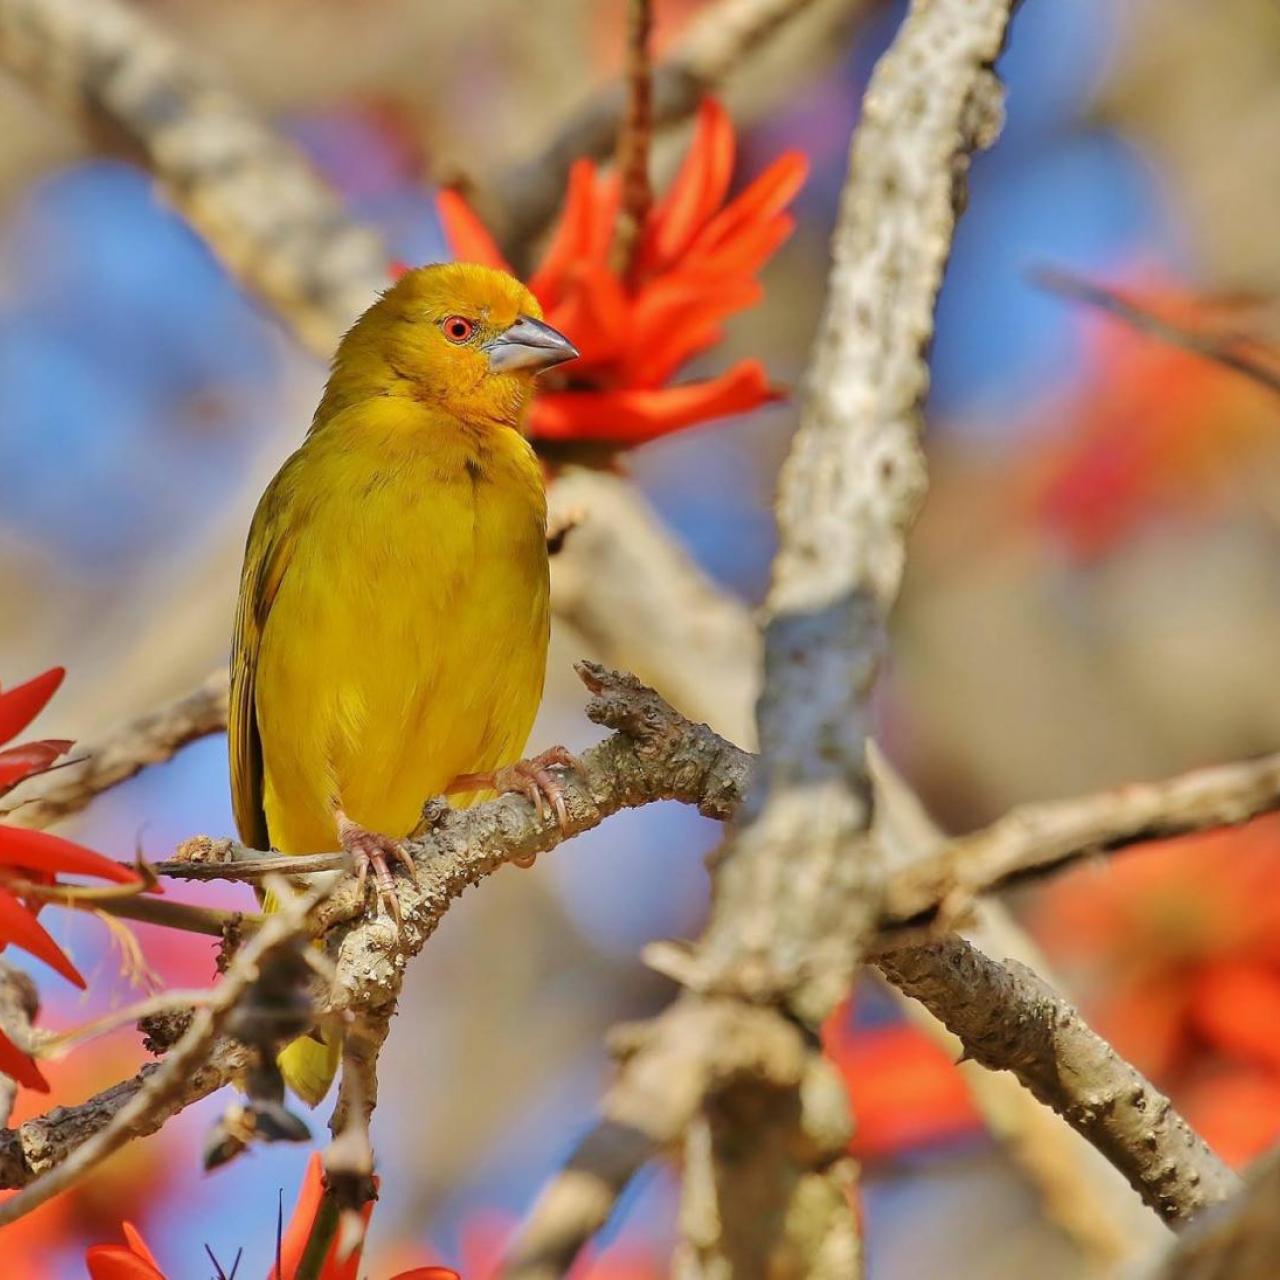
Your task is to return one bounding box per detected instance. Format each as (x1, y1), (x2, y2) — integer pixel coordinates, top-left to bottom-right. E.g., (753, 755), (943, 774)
(484, 315), (579, 374)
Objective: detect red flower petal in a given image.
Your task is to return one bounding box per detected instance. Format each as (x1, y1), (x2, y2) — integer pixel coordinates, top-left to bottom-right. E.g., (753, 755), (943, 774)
(0, 825), (138, 885)
(1190, 960), (1280, 1074)
(85, 1246), (166, 1280)
(0, 884), (85, 987)
(0, 669), (64, 748)
(686, 152), (809, 263)
(0, 739), (74, 791)
(270, 1152), (377, 1280)
(391, 1272), (462, 1280)
(86, 1225), (165, 1280)
(542, 263), (630, 370)
(1180, 1068), (1280, 1167)
(645, 99), (736, 271)
(0, 1026), (47, 1091)
(828, 1022), (980, 1160)
(624, 275), (763, 386)
(529, 360), (779, 445)
(436, 190), (511, 272)
(528, 160), (607, 307)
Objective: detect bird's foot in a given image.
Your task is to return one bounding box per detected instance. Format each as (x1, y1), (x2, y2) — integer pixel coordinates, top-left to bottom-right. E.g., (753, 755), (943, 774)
(446, 746), (581, 857)
(335, 810), (417, 929)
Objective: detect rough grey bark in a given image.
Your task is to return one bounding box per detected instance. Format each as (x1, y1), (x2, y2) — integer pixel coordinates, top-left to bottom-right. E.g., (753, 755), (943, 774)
(0, 0), (388, 352)
(877, 936), (1240, 1225)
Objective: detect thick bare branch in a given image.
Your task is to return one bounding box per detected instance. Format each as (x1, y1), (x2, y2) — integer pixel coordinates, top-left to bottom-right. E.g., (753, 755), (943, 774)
(876, 936), (1239, 1225)
(0, 0), (388, 353)
(1141, 1146), (1280, 1280)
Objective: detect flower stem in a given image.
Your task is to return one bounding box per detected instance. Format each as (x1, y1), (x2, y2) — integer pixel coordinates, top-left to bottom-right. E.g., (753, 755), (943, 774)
(611, 0), (653, 280)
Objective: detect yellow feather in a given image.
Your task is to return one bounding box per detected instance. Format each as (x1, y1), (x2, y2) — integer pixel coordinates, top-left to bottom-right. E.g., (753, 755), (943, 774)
(230, 264), (552, 1103)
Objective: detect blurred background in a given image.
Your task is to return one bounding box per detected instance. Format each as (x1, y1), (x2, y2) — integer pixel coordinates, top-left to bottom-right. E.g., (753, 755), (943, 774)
(2, 0), (1280, 1275)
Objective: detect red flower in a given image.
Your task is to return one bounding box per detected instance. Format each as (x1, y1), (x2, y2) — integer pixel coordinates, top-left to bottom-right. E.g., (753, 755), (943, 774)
(0, 667), (72, 796)
(89, 1155), (460, 1279)
(1031, 276), (1280, 559)
(0, 668), (140, 1092)
(823, 1005), (981, 1160)
(86, 1221), (164, 1280)
(1029, 814), (1280, 1162)
(435, 99), (806, 454)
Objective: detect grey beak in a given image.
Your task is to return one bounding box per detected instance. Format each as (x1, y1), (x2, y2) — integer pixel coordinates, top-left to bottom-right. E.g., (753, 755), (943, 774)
(485, 315), (579, 373)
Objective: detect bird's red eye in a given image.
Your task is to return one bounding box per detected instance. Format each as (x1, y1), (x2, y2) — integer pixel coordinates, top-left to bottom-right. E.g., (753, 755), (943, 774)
(443, 315), (475, 343)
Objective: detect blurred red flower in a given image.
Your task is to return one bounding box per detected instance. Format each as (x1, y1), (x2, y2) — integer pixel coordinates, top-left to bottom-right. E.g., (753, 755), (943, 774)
(435, 99), (806, 456)
(1028, 813), (1280, 1163)
(0, 668), (140, 1092)
(88, 1154), (459, 1279)
(1031, 278), (1280, 559)
(823, 1007), (981, 1160)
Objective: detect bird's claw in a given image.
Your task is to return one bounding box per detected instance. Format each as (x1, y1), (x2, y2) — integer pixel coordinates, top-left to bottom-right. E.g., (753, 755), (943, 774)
(336, 812), (416, 931)
(447, 746), (581, 850)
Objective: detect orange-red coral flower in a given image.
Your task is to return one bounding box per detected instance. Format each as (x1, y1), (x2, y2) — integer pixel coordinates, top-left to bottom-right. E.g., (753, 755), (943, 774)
(0, 667), (73, 796)
(1029, 814), (1280, 1163)
(90, 1155), (460, 1279)
(0, 668), (140, 1092)
(86, 1222), (164, 1280)
(435, 99), (806, 453)
(823, 1006), (980, 1160)
(1031, 277), (1280, 559)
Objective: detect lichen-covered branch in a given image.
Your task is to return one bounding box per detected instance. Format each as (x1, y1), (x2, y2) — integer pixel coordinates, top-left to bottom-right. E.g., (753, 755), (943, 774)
(876, 936), (1240, 1225)
(0, 0), (388, 354)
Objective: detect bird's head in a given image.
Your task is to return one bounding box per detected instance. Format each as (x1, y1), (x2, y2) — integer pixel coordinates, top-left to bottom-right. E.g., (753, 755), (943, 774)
(320, 262), (578, 428)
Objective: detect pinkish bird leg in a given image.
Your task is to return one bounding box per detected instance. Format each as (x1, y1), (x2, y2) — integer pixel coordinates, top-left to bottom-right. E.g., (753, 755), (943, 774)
(334, 809), (416, 929)
(446, 746), (581, 841)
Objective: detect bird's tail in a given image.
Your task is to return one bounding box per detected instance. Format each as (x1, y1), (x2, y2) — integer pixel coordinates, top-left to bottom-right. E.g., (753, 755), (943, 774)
(259, 884), (341, 1107)
(278, 1030), (341, 1108)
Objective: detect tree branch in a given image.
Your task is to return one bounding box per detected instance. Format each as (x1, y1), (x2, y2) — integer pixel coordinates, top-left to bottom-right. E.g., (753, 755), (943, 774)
(876, 936), (1240, 1226)
(0, 670), (229, 830)
(0, 878), (322, 1219)
(0, 0), (387, 353)
(486, 0), (864, 256)
(885, 748), (1280, 923)
(1140, 1145), (1280, 1279)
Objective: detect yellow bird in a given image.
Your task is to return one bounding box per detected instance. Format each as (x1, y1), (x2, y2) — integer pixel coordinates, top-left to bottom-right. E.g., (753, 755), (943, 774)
(229, 263), (579, 1105)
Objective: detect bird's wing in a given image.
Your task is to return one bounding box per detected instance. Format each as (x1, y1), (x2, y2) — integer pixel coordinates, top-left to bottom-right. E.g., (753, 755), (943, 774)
(229, 470), (296, 851)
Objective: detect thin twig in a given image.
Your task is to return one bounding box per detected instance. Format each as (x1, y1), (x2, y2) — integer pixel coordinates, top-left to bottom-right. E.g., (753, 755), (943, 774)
(885, 749), (1280, 923)
(610, 0), (654, 279)
(1032, 266), (1280, 396)
(488, 0), (863, 255)
(0, 878), (325, 1223)
(0, 670), (229, 830)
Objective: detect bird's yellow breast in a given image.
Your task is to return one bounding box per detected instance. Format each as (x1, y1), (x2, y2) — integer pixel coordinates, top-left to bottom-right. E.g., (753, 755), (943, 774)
(252, 398), (549, 853)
